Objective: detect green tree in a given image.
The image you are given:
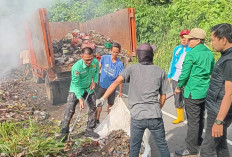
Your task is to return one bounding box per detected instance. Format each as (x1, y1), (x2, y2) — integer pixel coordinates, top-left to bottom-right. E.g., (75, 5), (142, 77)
(48, 0), (232, 71)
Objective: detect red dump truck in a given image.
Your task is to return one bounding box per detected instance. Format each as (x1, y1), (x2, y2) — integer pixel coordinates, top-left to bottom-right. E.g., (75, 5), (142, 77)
(26, 8), (136, 105)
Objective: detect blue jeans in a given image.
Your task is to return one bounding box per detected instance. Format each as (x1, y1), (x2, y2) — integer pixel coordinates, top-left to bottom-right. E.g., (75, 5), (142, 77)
(130, 118), (170, 157)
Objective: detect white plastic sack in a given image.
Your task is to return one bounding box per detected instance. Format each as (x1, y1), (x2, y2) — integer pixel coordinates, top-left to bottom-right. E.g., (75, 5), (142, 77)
(94, 97), (131, 137)
(94, 97), (151, 157)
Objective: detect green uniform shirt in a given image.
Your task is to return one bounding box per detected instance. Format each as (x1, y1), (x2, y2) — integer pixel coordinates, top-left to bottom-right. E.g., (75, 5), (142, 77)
(177, 44), (215, 99)
(69, 58), (99, 99)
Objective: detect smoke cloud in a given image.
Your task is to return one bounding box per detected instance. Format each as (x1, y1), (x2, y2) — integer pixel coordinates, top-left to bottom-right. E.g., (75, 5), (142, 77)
(0, 0), (53, 78)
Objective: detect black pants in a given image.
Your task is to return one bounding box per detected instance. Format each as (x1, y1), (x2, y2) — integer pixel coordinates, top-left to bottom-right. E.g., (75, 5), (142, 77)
(185, 95), (205, 154)
(201, 111), (232, 157)
(60, 92), (97, 134)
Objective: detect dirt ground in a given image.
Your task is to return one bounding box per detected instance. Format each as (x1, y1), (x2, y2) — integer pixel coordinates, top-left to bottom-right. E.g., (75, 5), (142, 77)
(0, 67), (133, 157)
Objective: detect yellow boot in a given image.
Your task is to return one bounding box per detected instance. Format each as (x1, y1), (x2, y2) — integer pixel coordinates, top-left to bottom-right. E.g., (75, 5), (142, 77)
(179, 108), (185, 122)
(172, 108), (184, 124)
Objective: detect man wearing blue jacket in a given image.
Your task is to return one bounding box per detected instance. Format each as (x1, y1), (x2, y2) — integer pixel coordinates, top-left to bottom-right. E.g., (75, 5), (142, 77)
(168, 29), (191, 124)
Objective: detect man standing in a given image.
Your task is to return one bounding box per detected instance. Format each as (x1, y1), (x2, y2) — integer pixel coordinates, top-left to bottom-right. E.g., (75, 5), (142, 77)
(96, 42), (124, 124)
(174, 28), (215, 156)
(97, 43), (171, 157)
(19, 49), (31, 79)
(168, 29), (191, 124)
(60, 47), (99, 141)
(200, 23), (232, 157)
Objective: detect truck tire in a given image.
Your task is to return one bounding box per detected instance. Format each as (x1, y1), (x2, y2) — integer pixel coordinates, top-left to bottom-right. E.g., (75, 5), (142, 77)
(45, 76), (70, 105)
(45, 76), (60, 105)
(33, 72), (44, 84)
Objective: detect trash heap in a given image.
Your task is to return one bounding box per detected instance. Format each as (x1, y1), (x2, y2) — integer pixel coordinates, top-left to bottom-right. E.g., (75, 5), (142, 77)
(69, 129), (131, 157)
(52, 29), (129, 66)
(0, 68), (147, 157)
(0, 67), (50, 123)
(98, 129), (130, 157)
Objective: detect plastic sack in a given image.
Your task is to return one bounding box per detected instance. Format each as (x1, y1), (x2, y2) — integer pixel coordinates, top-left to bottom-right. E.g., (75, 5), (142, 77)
(94, 97), (151, 157)
(94, 97), (130, 137)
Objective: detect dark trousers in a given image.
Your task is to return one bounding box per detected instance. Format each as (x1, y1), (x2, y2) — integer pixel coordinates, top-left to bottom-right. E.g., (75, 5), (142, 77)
(185, 95), (205, 154)
(172, 80), (184, 108)
(60, 92), (97, 133)
(200, 111), (232, 157)
(130, 118), (170, 157)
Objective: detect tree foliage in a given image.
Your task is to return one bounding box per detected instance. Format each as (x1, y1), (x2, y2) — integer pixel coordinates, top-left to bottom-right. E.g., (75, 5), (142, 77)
(48, 0), (232, 71)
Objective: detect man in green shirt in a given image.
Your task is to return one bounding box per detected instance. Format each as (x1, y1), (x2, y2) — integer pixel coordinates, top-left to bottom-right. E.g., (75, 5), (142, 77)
(60, 47), (100, 141)
(174, 28), (215, 156)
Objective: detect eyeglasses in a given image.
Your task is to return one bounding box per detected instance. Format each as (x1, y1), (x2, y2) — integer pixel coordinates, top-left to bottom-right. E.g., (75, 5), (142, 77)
(83, 58), (93, 62)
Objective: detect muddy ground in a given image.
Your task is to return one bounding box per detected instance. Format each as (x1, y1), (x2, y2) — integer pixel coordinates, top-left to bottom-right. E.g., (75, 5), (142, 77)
(0, 67), (134, 157)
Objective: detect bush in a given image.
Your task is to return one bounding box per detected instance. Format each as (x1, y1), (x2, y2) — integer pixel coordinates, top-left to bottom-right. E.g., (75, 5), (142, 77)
(48, 0), (232, 71)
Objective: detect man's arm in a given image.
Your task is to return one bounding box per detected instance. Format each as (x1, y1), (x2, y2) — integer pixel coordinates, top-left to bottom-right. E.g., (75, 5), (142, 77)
(159, 71), (171, 108)
(212, 80), (232, 137)
(99, 63), (102, 71)
(118, 83), (123, 97)
(92, 60), (99, 84)
(103, 75), (124, 99)
(72, 68), (82, 99)
(160, 94), (166, 108)
(71, 66), (85, 108)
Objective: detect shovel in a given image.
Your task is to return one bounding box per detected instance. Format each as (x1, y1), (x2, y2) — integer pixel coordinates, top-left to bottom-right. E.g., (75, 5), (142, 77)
(68, 91), (91, 140)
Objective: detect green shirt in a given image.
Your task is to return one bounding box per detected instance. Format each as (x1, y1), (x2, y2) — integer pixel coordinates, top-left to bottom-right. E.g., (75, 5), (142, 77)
(177, 44), (215, 99)
(69, 58), (99, 99)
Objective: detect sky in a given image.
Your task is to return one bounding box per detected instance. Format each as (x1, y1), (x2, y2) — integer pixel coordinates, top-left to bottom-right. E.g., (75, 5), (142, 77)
(0, 0), (53, 78)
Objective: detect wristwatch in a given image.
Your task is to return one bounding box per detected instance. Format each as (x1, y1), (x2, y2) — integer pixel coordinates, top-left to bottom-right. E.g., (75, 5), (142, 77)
(176, 86), (181, 90)
(215, 119), (225, 125)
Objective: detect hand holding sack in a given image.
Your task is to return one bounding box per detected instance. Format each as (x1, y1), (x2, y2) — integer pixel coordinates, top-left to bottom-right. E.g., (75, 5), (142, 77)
(96, 97), (107, 107)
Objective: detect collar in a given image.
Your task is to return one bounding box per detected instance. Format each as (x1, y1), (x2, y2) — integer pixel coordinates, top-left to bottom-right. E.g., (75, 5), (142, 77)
(181, 44), (188, 48)
(139, 62), (153, 65)
(221, 47), (232, 56)
(81, 59), (88, 69)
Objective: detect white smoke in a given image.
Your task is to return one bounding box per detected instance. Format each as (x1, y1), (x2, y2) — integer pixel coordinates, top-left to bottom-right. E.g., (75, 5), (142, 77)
(0, 0), (53, 78)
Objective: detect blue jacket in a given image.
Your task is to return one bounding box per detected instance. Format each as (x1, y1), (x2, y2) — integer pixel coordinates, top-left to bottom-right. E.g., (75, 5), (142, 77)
(168, 44), (191, 79)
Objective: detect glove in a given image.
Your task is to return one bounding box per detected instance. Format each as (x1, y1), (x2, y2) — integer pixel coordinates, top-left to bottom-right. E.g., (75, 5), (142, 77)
(96, 97), (107, 107)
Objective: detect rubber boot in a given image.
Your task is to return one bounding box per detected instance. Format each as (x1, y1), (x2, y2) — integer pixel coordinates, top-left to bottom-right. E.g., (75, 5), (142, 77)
(172, 108), (183, 124)
(179, 108), (185, 122)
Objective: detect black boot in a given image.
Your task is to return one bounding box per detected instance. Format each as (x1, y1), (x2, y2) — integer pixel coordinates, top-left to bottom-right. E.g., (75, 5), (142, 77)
(57, 132), (68, 142)
(57, 125), (69, 142)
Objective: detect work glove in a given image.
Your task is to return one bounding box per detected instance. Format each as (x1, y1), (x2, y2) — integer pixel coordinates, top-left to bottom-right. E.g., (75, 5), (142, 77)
(96, 97), (107, 107)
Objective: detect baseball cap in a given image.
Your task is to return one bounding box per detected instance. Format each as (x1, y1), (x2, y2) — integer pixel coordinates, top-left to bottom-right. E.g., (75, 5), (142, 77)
(179, 29), (190, 36)
(183, 28), (206, 39)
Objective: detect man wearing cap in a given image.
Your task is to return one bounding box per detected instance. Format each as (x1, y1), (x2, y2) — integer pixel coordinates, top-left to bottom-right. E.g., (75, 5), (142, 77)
(174, 28), (215, 156)
(200, 23), (232, 157)
(168, 29), (191, 124)
(97, 43), (171, 157)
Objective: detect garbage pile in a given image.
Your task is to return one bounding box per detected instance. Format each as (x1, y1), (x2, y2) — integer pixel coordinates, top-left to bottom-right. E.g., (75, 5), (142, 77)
(0, 68), (139, 157)
(0, 67), (50, 123)
(67, 129), (131, 157)
(98, 129), (130, 157)
(52, 29), (129, 66)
